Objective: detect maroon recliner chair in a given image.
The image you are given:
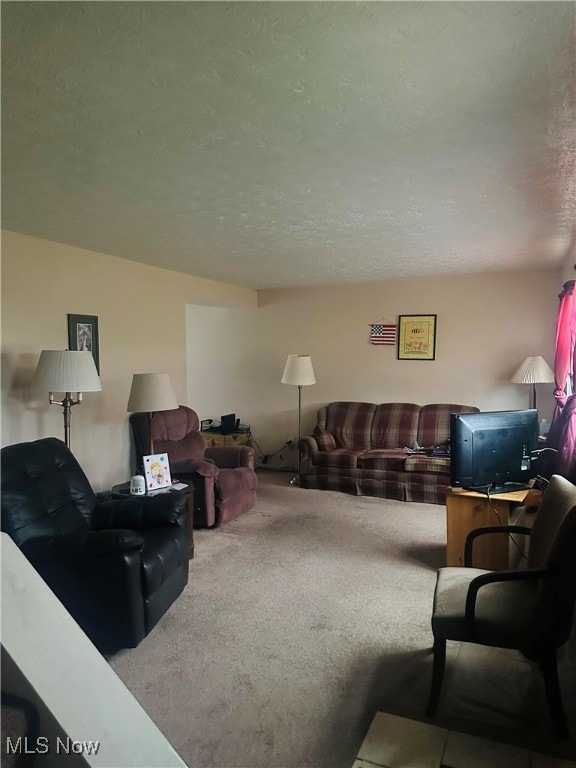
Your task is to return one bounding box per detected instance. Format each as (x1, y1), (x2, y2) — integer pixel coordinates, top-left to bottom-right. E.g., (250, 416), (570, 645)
(130, 406), (258, 528)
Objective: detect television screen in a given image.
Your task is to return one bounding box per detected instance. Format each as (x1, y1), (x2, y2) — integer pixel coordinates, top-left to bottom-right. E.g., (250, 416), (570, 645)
(450, 409), (539, 493)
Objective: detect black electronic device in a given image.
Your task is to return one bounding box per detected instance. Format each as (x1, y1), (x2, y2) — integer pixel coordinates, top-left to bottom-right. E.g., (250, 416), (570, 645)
(201, 419), (213, 431)
(450, 409), (539, 493)
(220, 413), (236, 435)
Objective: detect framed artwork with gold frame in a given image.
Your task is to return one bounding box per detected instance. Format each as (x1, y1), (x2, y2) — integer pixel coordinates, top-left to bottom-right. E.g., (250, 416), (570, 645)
(397, 314), (437, 360)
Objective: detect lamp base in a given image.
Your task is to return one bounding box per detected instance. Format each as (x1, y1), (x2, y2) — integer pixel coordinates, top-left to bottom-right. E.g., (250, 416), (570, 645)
(50, 392), (81, 448)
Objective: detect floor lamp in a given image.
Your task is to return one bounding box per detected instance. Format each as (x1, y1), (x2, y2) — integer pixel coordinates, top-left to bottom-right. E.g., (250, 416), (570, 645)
(126, 373), (179, 455)
(511, 355), (555, 411)
(281, 354), (316, 484)
(34, 350), (102, 448)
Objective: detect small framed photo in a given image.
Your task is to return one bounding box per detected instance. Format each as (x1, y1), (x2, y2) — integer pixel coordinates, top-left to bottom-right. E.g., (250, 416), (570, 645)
(143, 453), (172, 491)
(68, 314), (100, 373)
(397, 314), (437, 360)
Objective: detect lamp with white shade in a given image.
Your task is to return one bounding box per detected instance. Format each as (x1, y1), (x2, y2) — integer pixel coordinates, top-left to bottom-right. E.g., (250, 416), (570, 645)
(126, 373), (179, 454)
(511, 355), (555, 410)
(281, 354), (316, 485)
(281, 354), (316, 442)
(34, 350), (102, 448)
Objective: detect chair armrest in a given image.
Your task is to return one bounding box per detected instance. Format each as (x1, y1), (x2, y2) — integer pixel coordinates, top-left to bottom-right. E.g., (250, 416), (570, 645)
(93, 493), (187, 529)
(464, 525), (532, 567)
(205, 445), (255, 469)
(170, 458), (220, 478)
(22, 529), (145, 561)
(20, 531), (148, 653)
(465, 567), (549, 640)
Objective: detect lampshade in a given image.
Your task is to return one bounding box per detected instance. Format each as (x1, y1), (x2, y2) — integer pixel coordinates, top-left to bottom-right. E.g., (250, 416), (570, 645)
(281, 355), (316, 386)
(511, 356), (554, 385)
(126, 373), (178, 413)
(34, 350), (102, 392)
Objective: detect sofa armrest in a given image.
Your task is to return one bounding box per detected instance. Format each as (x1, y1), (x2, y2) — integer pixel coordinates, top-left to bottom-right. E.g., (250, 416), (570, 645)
(93, 493), (187, 530)
(205, 445), (255, 469)
(312, 426), (337, 452)
(298, 435), (320, 458)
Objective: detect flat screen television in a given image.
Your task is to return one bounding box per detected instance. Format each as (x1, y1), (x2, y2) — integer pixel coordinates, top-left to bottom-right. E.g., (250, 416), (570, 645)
(450, 409), (539, 493)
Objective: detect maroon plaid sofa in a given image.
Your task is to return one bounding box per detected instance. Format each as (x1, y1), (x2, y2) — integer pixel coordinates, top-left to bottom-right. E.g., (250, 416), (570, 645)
(298, 402), (479, 504)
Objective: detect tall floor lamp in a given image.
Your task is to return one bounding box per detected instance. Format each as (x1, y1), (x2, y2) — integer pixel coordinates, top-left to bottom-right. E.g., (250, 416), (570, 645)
(126, 373), (179, 455)
(281, 355), (316, 484)
(34, 350), (102, 448)
(511, 355), (555, 411)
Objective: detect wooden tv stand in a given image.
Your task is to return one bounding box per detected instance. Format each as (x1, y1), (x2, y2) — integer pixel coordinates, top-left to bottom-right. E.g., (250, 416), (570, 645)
(445, 486), (530, 570)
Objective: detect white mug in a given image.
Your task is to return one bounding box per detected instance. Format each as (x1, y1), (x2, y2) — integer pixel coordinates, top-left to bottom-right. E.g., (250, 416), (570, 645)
(130, 475), (146, 496)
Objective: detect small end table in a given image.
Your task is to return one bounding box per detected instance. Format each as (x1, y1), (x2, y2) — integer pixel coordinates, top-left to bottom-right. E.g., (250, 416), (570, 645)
(110, 482), (195, 559)
(445, 486), (529, 570)
(204, 428), (251, 448)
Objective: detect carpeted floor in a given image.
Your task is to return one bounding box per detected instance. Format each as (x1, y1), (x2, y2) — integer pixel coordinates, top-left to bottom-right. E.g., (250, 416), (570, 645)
(109, 471), (576, 768)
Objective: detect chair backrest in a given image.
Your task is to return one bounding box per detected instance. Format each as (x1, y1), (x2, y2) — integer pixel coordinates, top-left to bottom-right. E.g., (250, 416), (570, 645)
(320, 402), (378, 450)
(527, 474), (576, 568)
(151, 405), (199, 440)
(528, 475), (576, 651)
(1, 437), (95, 547)
(150, 406), (207, 468)
(371, 403), (420, 449)
(417, 404), (479, 448)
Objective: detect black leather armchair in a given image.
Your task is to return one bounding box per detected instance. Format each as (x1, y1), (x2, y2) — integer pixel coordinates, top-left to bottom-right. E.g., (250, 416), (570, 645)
(1, 437), (189, 654)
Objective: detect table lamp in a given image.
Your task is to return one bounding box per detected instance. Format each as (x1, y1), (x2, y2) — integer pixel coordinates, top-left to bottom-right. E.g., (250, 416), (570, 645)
(127, 373), (179, 454)
(511, 355), (554, 410)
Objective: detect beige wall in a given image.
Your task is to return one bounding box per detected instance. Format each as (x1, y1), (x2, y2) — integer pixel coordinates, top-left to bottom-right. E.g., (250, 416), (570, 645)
(1, 230), (257, 490)
(2, 229), (562, 487)
(187, 268), (560, 455)
(561, 249), (576, 284)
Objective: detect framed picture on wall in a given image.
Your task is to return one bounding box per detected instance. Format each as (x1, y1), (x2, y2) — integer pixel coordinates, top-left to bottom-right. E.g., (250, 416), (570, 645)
(67, 313), (100, 373)
(397, 314), (437, 360)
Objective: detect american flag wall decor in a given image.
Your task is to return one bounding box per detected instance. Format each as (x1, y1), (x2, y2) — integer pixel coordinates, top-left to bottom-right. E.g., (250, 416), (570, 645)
(370, 323), (397, 345)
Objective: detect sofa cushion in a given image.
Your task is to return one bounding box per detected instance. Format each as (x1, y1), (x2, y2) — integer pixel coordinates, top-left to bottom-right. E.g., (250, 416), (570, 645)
(323, 402), (378, 450)
(314, 449), (365, 469)
(370, 403), (421, 449)
(357, 449), (408, 472)
(404, 474), (450, 504)
(417, 403), (479, 447)
(404, 455), (451, 475)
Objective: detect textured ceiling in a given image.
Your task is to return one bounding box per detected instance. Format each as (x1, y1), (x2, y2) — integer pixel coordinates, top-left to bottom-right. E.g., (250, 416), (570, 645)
(2, 1), (575, 289)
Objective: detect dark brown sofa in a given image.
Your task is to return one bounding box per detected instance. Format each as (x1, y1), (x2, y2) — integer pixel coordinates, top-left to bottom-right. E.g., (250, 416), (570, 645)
(298, 401), (479, 504)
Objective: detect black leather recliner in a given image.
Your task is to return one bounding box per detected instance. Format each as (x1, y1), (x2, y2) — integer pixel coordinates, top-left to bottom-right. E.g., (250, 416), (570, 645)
(1, 437), (189, 654)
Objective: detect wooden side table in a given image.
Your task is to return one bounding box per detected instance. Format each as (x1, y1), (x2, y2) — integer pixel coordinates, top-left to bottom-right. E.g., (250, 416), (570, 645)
(110, 482), (195, 559)
(445, 487), (530, 570)
(204, 429), (251, 448)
